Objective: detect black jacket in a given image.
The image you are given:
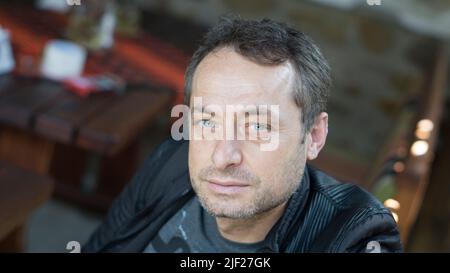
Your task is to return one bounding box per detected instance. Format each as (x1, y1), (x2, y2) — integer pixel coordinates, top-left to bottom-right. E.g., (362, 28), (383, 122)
(83, 139), (402, 253)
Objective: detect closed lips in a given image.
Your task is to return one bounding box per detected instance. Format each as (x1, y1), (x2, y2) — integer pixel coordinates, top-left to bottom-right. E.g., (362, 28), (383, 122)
(207, 179), (250, 187)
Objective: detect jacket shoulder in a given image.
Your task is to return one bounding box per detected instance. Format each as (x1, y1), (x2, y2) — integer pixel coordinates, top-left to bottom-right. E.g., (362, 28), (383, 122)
(309, 167), (387, 211)
(83, 138), (188, 252)
(304, 166), (402, 252)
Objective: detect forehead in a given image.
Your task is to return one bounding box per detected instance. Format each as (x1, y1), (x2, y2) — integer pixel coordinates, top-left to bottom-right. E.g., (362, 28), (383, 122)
(192, 47), (296, 106)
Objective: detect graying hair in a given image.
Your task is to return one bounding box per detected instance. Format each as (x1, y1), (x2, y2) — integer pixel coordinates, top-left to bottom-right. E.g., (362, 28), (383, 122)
(184, 16), (332, 132)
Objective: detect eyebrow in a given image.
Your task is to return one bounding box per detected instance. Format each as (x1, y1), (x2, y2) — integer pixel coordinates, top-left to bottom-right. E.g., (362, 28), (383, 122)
(240, 106), (273, 117)
(192, 105), (277, 116)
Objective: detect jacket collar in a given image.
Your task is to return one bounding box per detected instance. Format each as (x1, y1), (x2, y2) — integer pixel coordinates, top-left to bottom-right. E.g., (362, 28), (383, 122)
(262, 165), (311, 252)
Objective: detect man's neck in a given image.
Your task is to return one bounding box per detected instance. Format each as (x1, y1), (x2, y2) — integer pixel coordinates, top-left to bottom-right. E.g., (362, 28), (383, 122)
(215, 202), (287, 243)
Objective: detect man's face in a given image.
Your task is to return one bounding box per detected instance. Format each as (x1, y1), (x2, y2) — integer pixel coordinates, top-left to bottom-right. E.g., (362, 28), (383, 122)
(188, 47), (308, 219)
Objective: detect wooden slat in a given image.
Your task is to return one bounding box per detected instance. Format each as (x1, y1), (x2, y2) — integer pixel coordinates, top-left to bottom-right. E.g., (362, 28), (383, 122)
(1, 76), (174, 155)
(0, 78), (63, 129)
(34, 92), (114, 143)
(76, 90), (173, 155)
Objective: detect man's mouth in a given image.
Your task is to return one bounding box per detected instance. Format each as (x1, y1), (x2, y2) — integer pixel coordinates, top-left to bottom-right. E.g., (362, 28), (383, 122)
(206, 178), (250, 194)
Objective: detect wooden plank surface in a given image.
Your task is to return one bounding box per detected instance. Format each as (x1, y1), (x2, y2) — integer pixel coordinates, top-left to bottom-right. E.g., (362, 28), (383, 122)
(0, 77), (63, 129)
(76, 89), (173, 155)
(34, 92), (114, 143)
(0, 75), (174, 155)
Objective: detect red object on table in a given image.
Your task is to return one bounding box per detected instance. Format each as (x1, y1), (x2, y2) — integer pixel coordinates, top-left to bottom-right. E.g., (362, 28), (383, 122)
(64, 76), (98, 98)
(63, 74), (126, 98)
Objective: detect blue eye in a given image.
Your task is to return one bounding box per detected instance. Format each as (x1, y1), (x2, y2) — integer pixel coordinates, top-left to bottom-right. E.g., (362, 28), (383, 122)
(250, 123), (269, 131)
(198, 119), (215, 128)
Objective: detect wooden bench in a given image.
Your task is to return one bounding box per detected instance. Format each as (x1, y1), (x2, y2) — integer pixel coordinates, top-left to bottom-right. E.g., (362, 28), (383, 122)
(0, 160), (54, 252)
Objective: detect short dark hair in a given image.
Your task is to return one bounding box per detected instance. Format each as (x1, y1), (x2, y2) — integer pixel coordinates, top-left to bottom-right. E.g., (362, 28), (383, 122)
(184, 16), (332, 132)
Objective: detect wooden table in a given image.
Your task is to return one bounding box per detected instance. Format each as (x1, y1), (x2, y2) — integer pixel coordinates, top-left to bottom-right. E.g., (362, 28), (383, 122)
(0, 3), (184, 252)
(0, 75), (173, 209)
(0, 4), (187, 211)
(0, 75), (172, 155)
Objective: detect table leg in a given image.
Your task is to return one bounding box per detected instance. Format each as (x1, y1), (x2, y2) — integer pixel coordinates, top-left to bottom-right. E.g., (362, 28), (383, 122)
(96, 141), (139, 203)
(49, 141), (138, 212)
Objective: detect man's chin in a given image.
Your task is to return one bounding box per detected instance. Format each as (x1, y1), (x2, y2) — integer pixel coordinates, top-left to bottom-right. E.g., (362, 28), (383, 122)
(199, 198), (256, 219)
(206, 209), (256, 219)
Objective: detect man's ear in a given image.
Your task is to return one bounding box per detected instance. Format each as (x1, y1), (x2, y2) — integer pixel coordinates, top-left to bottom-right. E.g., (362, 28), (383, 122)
(306, 112), (328, 160)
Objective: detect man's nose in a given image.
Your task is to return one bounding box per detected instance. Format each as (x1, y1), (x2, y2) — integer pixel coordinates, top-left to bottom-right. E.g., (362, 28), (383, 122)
(212, 140), (243, 171)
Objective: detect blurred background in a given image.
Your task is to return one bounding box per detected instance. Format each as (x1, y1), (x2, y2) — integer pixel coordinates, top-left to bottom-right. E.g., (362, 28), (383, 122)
(0, 0), (449, 253)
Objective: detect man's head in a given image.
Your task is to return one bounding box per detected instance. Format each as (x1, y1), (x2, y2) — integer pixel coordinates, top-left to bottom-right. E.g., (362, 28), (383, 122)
(186, 17), (331, 219)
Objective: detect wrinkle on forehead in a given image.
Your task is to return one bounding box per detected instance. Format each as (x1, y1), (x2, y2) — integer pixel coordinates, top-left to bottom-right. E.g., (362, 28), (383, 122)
(192, 47), (295, 101)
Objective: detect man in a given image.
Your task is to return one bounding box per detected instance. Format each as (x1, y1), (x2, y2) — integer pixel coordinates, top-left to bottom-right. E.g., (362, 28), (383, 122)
(83, 17), (402, 253)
